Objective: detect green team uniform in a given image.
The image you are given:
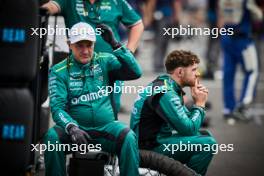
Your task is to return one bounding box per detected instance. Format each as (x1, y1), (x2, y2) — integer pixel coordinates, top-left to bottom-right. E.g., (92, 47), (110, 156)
(52, 0), (142, 114)
(52, 0), (141, 52)
(130, 74), (217, 175)
(44, 46), (142, 176)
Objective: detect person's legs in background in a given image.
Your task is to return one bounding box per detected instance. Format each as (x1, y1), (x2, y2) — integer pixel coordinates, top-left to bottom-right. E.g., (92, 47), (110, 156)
(221, 38), (237, 124)
(222, 49), (237, 116)
(204, 36), (220, 79)
(153, 18), (170, 73)
(233, 43), (259, 121)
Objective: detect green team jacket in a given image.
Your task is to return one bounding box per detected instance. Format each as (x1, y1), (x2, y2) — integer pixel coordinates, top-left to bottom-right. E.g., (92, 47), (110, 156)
(52, 0), (142, 52)
(49, 46), (142, 132)
(130, 74), (205, 147)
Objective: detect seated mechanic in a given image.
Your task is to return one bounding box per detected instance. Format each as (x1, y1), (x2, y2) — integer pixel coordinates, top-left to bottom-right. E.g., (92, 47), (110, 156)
(130, 50), (217, 175)
(44, 22), (142, 176)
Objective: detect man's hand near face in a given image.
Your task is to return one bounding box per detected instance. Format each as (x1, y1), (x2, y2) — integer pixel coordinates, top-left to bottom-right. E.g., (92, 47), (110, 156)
(191, 79), (208, 108)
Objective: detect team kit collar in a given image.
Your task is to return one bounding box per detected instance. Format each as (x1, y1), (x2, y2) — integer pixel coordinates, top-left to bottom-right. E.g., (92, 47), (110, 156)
(81, 0), (105, 17)
(159, 74), (186, 96)
(68, 52), (98, 77)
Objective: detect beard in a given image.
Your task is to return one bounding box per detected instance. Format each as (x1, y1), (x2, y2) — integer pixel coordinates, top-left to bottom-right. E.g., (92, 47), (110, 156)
(183, 78), (196, 87)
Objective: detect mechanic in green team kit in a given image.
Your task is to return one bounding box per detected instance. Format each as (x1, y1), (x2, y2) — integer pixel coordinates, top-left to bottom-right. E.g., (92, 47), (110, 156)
(44, 22), (142, 176)
(42, 0), (144, 116)
(130, 50), (217, 175)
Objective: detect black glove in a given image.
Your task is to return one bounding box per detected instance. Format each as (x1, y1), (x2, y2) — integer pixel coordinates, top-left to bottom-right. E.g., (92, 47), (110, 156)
(96, 24), (122, 50)
(67, 124), (92, 145)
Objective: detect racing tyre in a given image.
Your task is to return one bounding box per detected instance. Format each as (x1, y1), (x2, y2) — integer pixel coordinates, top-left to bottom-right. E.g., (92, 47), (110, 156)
(139, 150), (198, 176)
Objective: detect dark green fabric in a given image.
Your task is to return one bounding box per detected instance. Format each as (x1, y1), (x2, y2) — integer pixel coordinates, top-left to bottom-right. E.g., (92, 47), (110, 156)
(130, 74), (216, 175)
(52, 0), (141, 52)
(44, 122), (140, 176)
(49, 46), (141, 130)
(52, 0), (142, 116)
(46, 46), (141, 176)
(130, 74), (205, 136)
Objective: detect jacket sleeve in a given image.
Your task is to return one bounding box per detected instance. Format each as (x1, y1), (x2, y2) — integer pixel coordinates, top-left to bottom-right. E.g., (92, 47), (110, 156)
(107, 46), (142, 81)
(156, 91), (205, 136)
(120, 0), (142, 27)
(48, 68), (78, 133)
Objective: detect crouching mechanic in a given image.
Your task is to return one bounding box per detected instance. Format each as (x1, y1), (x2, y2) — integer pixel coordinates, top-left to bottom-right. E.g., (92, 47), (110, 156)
(130, 50), (217, 175)
(44, 22), (142, 176)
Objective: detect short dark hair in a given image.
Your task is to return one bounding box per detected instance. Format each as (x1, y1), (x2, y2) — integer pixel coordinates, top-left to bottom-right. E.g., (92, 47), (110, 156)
(165, 50), (200, 73)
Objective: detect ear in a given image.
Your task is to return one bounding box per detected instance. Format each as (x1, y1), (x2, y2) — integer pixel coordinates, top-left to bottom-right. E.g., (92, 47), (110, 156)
(178, 67), (183, 77)
(171, 67), (181, 78)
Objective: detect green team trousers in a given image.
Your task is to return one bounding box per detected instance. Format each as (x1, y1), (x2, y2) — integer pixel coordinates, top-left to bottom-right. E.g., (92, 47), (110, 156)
(44, 121), (139, 176)
(153, 131), (216, 176)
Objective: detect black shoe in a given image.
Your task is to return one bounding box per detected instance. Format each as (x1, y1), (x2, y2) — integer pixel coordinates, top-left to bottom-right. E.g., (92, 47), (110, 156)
(233, 104), (251, 122)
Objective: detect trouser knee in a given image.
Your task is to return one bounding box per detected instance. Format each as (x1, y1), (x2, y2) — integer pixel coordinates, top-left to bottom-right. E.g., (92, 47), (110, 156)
(44, 128), (60, 144)
(199, 136), (217, 155)
(123, 130), (138, 147)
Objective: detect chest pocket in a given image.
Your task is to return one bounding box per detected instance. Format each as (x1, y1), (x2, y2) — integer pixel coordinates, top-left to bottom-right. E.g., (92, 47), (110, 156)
(219, 0), (244, 25)
(68, 76), (84, 99)
(100, 3), (122, 25)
